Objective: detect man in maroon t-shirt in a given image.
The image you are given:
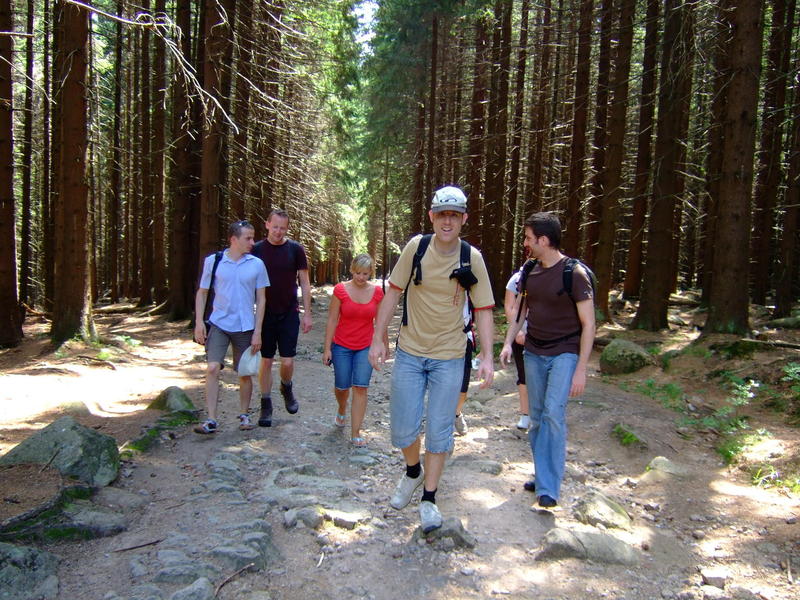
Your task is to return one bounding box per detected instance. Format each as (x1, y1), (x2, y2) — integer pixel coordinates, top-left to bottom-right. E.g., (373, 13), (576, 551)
(251, 209), (312, 427)
(500, 212), (595, 509)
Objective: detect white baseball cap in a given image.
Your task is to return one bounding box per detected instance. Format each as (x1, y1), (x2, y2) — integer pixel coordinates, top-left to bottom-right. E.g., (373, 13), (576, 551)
(431, 186), (467, 213)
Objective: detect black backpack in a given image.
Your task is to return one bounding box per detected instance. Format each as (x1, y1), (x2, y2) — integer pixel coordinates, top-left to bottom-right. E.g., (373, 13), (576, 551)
(515, 256), (596, 346)
(401, 234), (477, 333)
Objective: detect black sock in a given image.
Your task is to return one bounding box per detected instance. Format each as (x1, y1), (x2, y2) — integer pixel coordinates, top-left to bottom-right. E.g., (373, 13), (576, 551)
(406, 462), (421, 479)
(260, 394), (271, 401)
(455, 413), (461, 417)
(421, 488), (437, 504)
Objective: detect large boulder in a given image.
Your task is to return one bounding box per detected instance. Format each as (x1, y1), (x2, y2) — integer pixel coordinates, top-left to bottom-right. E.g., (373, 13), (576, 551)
(536, 528), (639, 565)
(0, 542), (59, 600)
(599, 339), (654, 375)
(573, 489), (633, 530)
(148, 387), (197, 414)
(0, 416), (119, 487)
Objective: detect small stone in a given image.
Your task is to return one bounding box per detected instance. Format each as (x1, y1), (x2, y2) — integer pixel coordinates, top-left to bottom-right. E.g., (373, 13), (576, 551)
(785, 516), (797, 525)
(700, 567), (729, 589)
(644, 502), (661, 512)
(129, 558), (148, 578)
(169, 577), (214, 600)
(690, 515), (705, 522)
(692, 530), (706, 540)
(461, 567), (475, 576)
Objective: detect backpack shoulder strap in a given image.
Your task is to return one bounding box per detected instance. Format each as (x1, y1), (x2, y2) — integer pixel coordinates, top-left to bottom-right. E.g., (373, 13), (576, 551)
(459, 240), (474, 333)
(402, 235), (433, 326)
(561, 257), (577, 299)
(459, 239), (471, 268)
(515, 259), (537, 322)
(209, 251), (224, 291)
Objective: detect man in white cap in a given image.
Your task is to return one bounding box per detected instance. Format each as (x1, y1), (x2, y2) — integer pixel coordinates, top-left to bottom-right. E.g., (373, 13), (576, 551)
(369, 186), (495, 533)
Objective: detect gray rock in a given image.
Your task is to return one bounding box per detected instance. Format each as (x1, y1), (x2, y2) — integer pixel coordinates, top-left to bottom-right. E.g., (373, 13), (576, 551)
(573, 489), (632, 531)
(411, 517), (477, 548)
(242, 593), (272, 600)
(153, 563), (218, 585)
(450, 456), (503, 475)
(61, 500), (128, 537)
(157, 549), (190, 566)
(129, 558), (148, 578)
(536, 528), (639, 565)
(599, 339), (654, 375)
(240, 533), (281, 564)
(349, 455), (377, 466)
(92, 487), (147, 510)
(0, 542), (60, 600)
(565, 463), (587, 483)
(284, 506), (324, 529)
(169, 577), (214, 600)
(0, 416), (119, 486)
(204, 480), (239, 494)
(641, 456), (691, 483)
(148, 387), (197, 414)
(700, 586), (730, 600)
(323, 507), (371, 530)
(700, 567), (729, 589)
(209, 544), (264, 570)
(727, 586), (760, 600)
(129, 584), (164, 600)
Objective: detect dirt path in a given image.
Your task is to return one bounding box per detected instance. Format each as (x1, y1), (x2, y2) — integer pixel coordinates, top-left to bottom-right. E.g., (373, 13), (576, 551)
(1, 297), (799, 600)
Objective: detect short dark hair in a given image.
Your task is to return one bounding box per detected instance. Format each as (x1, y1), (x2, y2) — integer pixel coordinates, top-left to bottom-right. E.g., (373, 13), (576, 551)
(267, 208), (289, 222)
(229, 220), (254, 238)
(523, 212), (562, 249)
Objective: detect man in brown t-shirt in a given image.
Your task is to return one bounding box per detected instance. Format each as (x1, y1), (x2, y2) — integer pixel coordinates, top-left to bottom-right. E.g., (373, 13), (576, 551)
(500, 212), (595, 509)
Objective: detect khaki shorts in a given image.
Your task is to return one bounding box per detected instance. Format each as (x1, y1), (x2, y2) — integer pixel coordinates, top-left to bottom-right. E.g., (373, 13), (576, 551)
(206, 324), (253, 372)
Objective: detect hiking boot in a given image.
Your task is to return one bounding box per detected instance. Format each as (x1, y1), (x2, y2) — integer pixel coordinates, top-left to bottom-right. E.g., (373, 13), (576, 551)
(238, 413), (255, 431)
(389, 471), (424, 510)
(419, 501), (442, 534)
(516, 415), (531, 430)
(281, 381), (299, 414)
(538, 495), (557, 508)
(454, 413), (468, 436)
(523, 480), (536, 492)
(258, 397), (272, 427)
(194, 419), (217, 435)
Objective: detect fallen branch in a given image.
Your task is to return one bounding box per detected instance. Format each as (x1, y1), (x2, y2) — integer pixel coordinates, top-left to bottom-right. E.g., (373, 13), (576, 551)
(215, 563), (255, 597)
(77, 355), (117, 370)
(113, 538), (163, 553)
(39, 449), (59, 473)
(738, 339), (800, 351)
(22, 303), (49, 318)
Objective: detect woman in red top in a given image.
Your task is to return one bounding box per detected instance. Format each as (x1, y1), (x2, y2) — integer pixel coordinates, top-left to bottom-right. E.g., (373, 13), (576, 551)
(323, 254), (387, 447)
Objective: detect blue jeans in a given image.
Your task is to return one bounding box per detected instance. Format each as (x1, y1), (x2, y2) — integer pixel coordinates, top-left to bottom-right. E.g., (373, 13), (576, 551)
(390, 348), (464, 453)
(330, 343), (373, 389)
(524, 351), (578, 500)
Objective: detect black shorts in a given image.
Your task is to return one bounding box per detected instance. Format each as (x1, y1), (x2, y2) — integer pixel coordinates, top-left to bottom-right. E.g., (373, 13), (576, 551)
(512, 340), (526, 386)
(460, 339), (474, 394)
(260, 310), (300, 359)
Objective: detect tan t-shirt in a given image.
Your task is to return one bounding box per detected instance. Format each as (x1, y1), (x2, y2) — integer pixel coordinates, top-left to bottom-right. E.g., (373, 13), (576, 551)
(389, 235), (494, 360)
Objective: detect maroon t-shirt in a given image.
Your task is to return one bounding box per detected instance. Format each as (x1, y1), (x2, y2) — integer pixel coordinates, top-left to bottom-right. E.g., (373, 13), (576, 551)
(251, 239), (308, 313)
(524, 257), (593, 356)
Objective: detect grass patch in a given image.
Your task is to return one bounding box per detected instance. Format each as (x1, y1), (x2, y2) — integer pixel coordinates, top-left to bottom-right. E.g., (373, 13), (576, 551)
(611, 423), (646, 448)
(120, 412), (195, 458)
(715, 429), (769, 464)
(750, 462), (800, 494)
(634, 378), (685, 411)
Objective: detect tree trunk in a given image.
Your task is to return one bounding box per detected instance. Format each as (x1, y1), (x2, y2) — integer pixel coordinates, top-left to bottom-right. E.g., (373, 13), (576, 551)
(139, 0), (153, 305)
(425, 15), (438, 202)
(564, 0), (593, 256)
(632, 0), (696, 331)
(483, 0), (512, 300)
(168, 0), (197, 320)
(0, 0), (22, 346)
(525, 0), (552, 215)
(750, 0), (792, 305)
(230, 0), (254, 219)
(705, 0), (763, 335)
(152, 0), (168, 303)
(622, 0), (659, 300)
(585, 0), (613, 267)
(504, 0), (530, 272)
(465, 13), (489, 246)
(18, 0), (35, 309)
(44, 1), (56, 310)
(108, 0), (123, 303)
(411, 97), (426, 235)
(594, 0), (636, 322)
(51, 0), (94, 343)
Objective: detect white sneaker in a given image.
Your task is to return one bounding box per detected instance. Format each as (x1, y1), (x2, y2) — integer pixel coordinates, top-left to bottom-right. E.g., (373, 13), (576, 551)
(419, 501), (442, 533)
(389, 471), (424, 510)
(454, 413), (468, 436)
(516, 415), (531, 430)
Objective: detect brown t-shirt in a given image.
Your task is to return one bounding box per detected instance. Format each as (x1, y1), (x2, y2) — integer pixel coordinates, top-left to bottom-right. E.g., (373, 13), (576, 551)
(524, 257), (593, 356)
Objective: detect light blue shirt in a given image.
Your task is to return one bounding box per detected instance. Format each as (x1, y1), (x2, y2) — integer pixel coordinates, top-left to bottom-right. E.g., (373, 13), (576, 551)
(200, 251), (269, 333)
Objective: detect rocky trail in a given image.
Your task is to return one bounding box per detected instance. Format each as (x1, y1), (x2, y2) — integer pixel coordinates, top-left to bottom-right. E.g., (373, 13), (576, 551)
(1, 297), (799, 600)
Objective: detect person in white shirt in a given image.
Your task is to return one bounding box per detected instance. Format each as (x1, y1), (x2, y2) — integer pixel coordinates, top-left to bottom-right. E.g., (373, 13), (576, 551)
(193, 220), (269, 434)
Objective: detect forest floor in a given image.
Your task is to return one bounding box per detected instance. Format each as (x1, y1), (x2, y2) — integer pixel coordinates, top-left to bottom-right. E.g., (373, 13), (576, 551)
(0, 287), (799, 600)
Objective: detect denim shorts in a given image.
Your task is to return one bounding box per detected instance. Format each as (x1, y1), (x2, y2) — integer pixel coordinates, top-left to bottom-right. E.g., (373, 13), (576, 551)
(390, 348), (465, 453)
(330, 343), (373, 389)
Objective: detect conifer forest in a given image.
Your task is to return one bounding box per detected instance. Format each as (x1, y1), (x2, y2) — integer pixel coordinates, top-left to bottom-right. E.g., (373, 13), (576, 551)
(0, 0), (797, 347)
